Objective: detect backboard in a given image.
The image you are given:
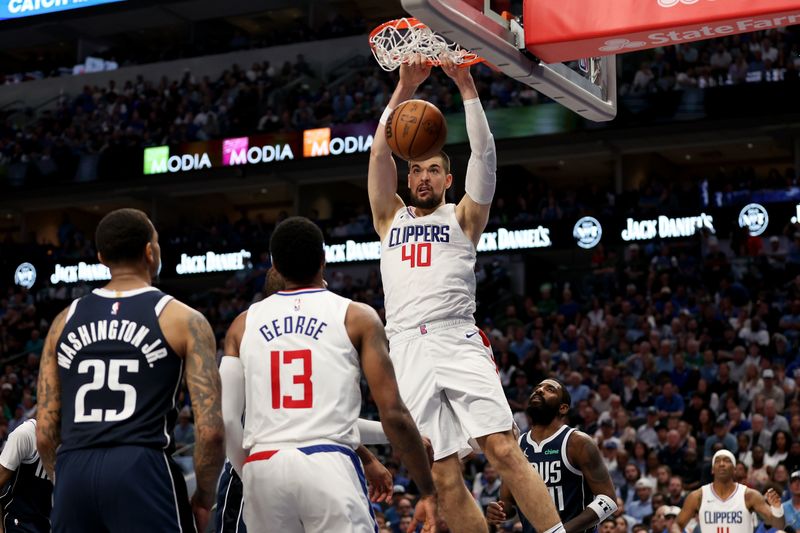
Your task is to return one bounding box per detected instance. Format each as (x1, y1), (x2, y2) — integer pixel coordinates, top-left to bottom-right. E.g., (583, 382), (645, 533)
(400, 0), (618, 122)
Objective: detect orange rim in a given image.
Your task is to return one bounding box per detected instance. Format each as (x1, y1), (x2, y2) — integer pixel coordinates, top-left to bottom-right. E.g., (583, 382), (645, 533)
(369, 17), (484, 68)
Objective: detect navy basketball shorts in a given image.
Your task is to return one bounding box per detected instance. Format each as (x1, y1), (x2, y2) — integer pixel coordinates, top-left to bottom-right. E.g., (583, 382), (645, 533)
(52, 446), (195, 533)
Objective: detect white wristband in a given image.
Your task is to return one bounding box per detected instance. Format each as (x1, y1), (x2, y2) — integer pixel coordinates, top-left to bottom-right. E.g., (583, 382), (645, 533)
(771, 505), (784, 518)
(379, 105), (394, 126)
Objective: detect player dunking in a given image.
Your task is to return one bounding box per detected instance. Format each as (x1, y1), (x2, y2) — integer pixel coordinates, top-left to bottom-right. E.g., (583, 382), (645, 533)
(670, 450), (784, 533)
(487, 379), (617, 533)
(36, 208), (225, 532)
(221, 217), (437, 532)
(368, 54), (563, 533)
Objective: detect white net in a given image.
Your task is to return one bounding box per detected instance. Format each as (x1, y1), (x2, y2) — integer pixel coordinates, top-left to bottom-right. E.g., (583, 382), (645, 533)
(369, 17), (481, 71)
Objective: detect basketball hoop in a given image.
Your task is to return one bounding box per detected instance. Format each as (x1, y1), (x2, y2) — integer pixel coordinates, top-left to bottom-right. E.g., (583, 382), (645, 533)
(369, 17), (483, 71)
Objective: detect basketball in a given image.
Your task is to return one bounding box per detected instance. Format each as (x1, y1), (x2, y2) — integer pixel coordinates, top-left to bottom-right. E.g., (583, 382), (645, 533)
(385, 99), (447, 161)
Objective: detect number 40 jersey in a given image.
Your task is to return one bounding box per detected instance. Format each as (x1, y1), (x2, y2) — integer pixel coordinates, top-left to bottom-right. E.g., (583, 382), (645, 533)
(57, 287), (183, 453)
(239, 288), (362, 451)
(380, 204), (477, 338)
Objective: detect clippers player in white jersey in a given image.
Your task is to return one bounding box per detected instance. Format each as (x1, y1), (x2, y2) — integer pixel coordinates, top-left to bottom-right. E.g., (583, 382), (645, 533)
(671, 450), (784, 533)
(220, 217), (437, 533)
(368, 54), (564, 533)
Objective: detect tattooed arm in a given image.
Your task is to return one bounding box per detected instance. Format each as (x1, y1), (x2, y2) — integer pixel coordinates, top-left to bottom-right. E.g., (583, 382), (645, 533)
(184, 309), (225, 529)
(563, 432), (618, 533)
(35, 307), (69, 480)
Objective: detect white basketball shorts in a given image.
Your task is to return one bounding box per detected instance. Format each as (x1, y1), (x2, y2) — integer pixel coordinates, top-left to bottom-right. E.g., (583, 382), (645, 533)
(388, 320), (514, 461)
(242, 444), (377, 533)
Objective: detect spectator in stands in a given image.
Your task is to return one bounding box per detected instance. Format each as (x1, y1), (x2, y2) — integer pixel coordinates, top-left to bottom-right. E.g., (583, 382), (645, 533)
(766, 430), (792, 468)
(173, 405), (195, 473)
(627, 479), (654, 523)
(765, 399), (790, 433)
(618, 463), (642, 508)
(655, 382), (684, 419)
(658, 430), (686, 472)
(704, 419), (738, 462)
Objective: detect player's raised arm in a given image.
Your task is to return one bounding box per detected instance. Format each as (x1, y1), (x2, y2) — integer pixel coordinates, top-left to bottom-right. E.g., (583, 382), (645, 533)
(220, 311), (248, 475)
(440, 56), (497, 246)
(369, 55), (431, 238)
(346, 301), (438, 532)
(671, 489), (702, 533)
(181, 307), (225, 530)
(563, 432), (618, 533)
(747, 487), (785, 529)
(35, 306), (69, 480)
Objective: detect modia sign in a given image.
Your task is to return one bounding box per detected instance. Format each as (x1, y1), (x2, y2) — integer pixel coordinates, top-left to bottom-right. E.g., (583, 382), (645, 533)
(143, 145), (211, 175)
(303, 123), (375, 158)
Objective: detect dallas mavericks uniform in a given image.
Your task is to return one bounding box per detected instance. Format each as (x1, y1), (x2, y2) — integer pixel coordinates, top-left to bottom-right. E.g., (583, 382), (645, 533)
(238, 288), (376, 533)
(216, 461), (246, 533)
(518, 425), (592, 533)
(0, 420), (52, 533)
(698, 484), (751, 533)
(380, 204), (513, 460)
(52, 287), (194, 533)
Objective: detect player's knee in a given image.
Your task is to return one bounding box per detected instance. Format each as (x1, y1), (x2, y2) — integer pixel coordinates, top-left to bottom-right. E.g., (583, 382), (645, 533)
(432, 460), (466, 494)
(484, 434), (520, 471)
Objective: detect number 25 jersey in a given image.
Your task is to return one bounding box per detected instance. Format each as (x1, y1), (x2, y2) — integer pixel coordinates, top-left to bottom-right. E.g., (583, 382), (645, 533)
(380, 204), (477, 338)
(239, 288), (362, 450)
(56, 287), (183, 453)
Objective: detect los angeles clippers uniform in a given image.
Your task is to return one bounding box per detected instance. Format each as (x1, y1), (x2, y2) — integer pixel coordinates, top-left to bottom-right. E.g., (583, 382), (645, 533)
(380, 204), (513, 460)
(517, 426), (592, 533)
(0, 420), (52, 533)
(238, 288), (376, 533)
(698, 483), (751, 533)
(52, 287), (194, 533)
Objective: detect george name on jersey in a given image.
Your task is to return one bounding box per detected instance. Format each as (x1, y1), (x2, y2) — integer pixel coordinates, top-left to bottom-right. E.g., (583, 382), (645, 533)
(704, 511), (743, 524)
(58, 320), (168, 370)
(259, 315), (328, 342)
(388, 224), (450, 248)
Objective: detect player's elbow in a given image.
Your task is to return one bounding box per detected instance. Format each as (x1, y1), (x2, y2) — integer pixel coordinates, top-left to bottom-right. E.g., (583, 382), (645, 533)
(380, 406), (415, 437)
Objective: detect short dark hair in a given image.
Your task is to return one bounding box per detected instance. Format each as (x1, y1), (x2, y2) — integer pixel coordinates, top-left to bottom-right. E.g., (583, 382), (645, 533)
(409, 150), (450, 174)
(270, 217), (324, 284)
(553, 378), (572, 409)
(95, 208), (154, 264)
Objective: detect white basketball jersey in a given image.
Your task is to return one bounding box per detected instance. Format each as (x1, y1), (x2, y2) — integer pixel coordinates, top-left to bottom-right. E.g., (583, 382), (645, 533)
(698, 483), (751, 533)
(380, 204), (477, 337)
(239, 288), (361, 450)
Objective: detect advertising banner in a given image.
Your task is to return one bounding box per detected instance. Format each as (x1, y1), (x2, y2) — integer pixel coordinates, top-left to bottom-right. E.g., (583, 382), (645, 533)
(524, 0), (800, 63)
(0, 0), (126, 21)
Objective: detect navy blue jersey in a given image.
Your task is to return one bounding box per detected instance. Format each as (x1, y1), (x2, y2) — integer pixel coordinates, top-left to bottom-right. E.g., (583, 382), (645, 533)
(0, 421), (52, 532)
(56, 287), (183, 453)
(518, 425), (593, 533)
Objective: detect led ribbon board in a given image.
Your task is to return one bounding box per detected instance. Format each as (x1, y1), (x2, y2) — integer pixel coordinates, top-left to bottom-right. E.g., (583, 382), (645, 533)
(1, 0), (127, 21)
(524, 0), (800, 63)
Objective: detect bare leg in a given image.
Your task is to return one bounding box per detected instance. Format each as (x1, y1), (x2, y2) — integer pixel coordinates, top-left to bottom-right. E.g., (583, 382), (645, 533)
(478, 431), (562, 532)
(432, 453), (488, 533)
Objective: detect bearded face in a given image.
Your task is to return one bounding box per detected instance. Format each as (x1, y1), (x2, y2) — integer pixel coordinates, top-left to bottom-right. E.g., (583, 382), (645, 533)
(409, 185), (445, 210)
(527, 392), (562, 426)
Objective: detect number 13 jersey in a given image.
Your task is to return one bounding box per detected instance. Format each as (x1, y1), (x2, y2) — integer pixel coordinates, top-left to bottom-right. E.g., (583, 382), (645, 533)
(239, 289), (362, 450)
(380, 204), (477, 338)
